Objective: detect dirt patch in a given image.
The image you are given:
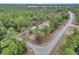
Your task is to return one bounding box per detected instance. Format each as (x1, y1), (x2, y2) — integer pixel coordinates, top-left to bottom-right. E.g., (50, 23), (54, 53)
(29, 20), (68, 45)
(20, 19), (69, 46)
(41, 20), (66, 44)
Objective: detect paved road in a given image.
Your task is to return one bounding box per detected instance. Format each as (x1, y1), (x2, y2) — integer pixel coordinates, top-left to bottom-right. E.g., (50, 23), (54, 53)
(27, 11), (74, 55)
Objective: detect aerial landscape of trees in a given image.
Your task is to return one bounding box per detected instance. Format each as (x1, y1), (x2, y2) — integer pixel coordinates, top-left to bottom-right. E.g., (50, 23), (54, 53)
(0, 6), (69, 55)
(2, 5), (79, 55)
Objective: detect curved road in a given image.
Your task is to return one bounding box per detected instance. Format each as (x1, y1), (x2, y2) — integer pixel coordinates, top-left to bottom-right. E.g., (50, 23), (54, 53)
(27, 11), (74, 55)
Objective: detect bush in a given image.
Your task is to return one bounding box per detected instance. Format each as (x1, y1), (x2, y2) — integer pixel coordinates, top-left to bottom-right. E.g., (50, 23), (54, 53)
(0, 27), (26, 55)
(63, 48), (75, 55)
(60, 29), (79, 55)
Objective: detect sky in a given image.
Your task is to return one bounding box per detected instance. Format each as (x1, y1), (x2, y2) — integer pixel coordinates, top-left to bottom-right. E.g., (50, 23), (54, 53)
(0, 0), (79, 4)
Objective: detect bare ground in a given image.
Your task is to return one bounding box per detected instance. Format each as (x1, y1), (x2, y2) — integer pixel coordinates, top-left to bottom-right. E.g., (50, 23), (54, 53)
(29, 20), (68, 45)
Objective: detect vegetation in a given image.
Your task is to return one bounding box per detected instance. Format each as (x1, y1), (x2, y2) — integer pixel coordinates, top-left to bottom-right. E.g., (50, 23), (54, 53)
(0, 27), (26, 55)
(0, 6), (69, 54)
(71, 7), (79, 24)
(60, 29), (79, 55)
